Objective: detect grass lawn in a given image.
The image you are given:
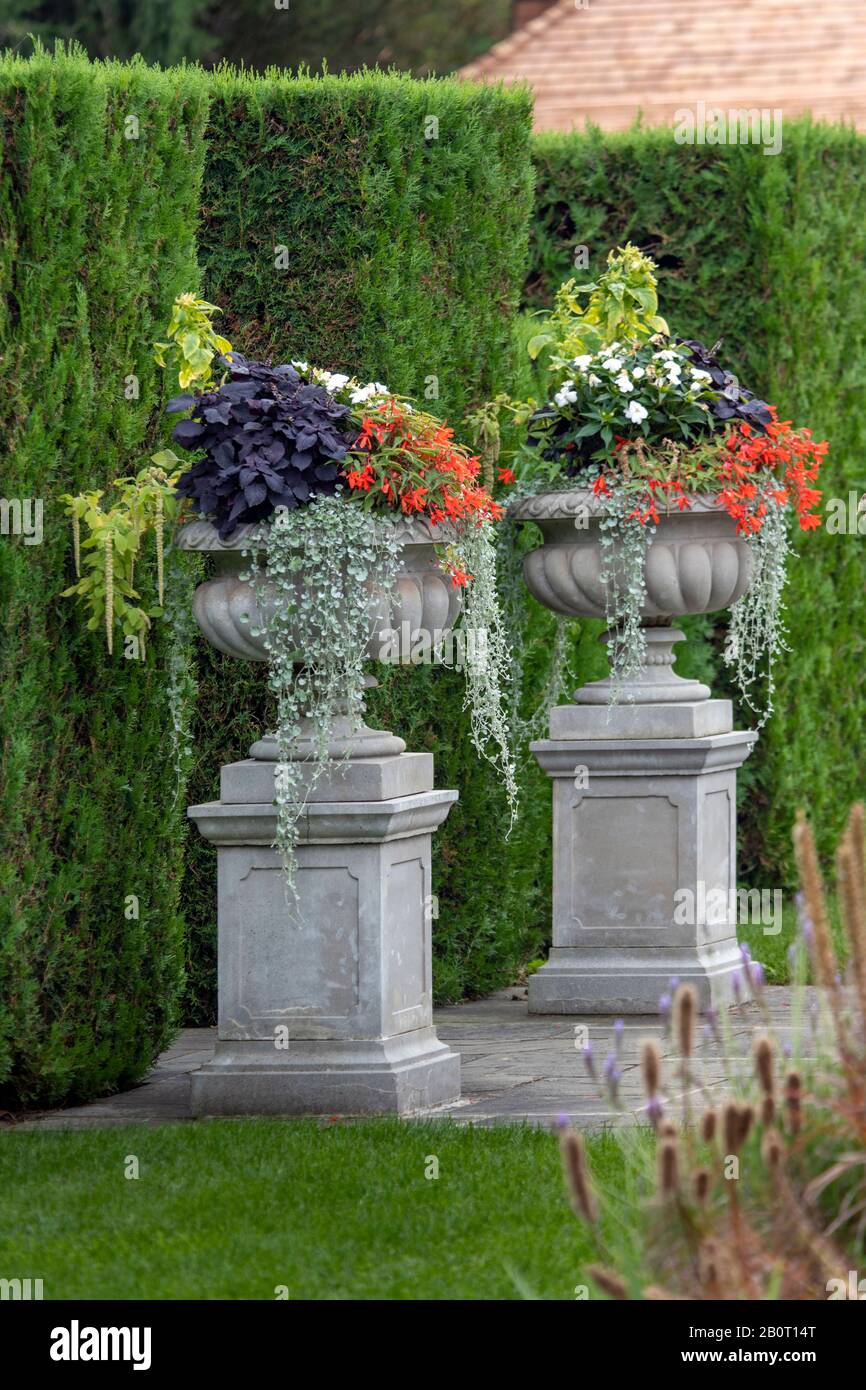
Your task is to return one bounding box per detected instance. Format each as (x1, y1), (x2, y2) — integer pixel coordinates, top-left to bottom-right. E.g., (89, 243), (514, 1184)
(741, 892), (844, 985)
(0, 1118), (645, 1301)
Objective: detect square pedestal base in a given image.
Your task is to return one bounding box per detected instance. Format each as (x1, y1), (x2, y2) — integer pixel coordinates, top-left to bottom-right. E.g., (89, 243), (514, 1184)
(530, 702), (756, 1016)
(528, 942), (744, 1015)
(191, 1031), (460, 1117)
(188, 752), (461, 1116)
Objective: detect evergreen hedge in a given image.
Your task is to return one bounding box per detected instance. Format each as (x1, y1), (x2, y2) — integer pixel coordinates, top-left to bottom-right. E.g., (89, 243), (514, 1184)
(0, 48), (210, 1105)
(181, 68), (538, 1019)
(528, 124), (866, 883)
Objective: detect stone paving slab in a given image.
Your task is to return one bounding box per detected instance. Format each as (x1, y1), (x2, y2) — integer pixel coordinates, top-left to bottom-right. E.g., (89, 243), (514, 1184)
(3, 984), (831, 1132)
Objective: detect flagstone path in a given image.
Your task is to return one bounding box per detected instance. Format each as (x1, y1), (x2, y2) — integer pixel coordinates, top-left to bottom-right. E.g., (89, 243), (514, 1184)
(7, 984), (824, 1131)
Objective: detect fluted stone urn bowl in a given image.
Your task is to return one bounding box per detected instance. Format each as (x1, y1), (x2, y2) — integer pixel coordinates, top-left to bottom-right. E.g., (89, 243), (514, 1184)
(510, 489), (755, 706)
(177, 514), (461, 758)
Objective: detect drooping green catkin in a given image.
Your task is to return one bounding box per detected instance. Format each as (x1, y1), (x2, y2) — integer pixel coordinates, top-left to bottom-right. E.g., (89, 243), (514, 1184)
(0, 44), (209, 1108)
(103, 532), (114, 655)
(155, 492), (165, 606)
(71, 511), (81, 577)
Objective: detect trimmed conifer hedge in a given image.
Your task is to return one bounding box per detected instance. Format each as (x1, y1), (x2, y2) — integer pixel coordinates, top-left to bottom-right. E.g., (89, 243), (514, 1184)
(528, 123), (866, 883)
(182, 67), (538, 1020)
(0, 48), (210, 1105)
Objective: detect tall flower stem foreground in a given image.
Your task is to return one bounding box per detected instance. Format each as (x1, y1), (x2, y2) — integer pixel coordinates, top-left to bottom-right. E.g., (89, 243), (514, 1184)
(557, 805), (866, 1300)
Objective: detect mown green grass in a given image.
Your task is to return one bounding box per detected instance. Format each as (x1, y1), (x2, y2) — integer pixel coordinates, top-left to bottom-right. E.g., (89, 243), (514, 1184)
(0, 1119), (645, 1301)
(741, 893), (845, 986)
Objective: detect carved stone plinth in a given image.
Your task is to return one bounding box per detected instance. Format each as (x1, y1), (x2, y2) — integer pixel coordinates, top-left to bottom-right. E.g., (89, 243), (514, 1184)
(188, 747), (461, 1115)
(529, 695), (755, 1014)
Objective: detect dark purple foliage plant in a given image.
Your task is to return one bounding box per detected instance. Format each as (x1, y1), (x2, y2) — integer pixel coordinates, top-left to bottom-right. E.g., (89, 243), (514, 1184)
(169, 354), (356, 538)
(677, 338), (773, 433)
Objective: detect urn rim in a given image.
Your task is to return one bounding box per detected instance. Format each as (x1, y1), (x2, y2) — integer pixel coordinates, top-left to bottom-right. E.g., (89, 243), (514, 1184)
(508, 487), (734, 523)
(175, 514), (459, 552)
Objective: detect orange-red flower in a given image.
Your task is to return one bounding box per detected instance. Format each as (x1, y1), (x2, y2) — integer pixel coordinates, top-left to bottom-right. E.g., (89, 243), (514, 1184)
(341, 398), (501, 533)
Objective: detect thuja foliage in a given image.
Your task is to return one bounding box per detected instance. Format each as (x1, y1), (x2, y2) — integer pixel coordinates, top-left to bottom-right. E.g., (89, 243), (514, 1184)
(0, 46), (210, 1106)
(0, 1), (212, 65)
(198, 66), (533, 422)
(527, 123), (866, 884)
(182, 66), (535, 1016)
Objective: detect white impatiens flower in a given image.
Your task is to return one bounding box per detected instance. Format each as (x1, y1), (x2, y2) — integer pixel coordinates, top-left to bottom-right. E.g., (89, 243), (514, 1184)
(588, 373), (601, 388)
(632, 366), (646, 379)
(321, 371), (351, 393)
(690, 368), (712, 385)
(554, 381), (579, 408)
(350, 380), (389, 404)
(291, 359), (310, 373)
(655, 349), (679, 362)
(572, 354), (593, 371)
(602, 357), (623, 372)
(625, 399), (648, 424)
(615, 372), (634, 393)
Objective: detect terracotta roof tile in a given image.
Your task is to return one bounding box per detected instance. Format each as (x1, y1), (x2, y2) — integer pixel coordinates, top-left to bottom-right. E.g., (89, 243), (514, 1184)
(459, 0), (866, 132)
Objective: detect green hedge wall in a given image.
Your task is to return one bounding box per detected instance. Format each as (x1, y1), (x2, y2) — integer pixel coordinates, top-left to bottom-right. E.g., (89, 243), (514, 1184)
(528, 124), (866, 883)
(0, 48), (209, 1106)
(180, 68), (537, 1020)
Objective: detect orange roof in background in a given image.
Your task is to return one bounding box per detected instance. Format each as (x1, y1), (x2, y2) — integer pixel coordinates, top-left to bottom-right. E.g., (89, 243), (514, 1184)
(459, 0), (866, 132)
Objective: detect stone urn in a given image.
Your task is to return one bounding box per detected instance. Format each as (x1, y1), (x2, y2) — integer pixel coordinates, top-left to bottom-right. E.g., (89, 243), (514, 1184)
(176, 512), (463, 1116)
(176, 513), (462, 759)
(512, 489), (754, 710)
(510, 489), (758, 1014)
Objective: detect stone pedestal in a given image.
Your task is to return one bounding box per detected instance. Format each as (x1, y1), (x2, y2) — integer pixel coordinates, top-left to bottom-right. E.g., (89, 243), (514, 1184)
(529, 632), (756, 1014)
(188, 745), (461, 1115)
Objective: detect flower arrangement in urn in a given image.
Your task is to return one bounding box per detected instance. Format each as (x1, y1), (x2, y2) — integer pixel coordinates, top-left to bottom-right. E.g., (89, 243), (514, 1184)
(491, 245), (827, 716)
(61, 295), (518, 883)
